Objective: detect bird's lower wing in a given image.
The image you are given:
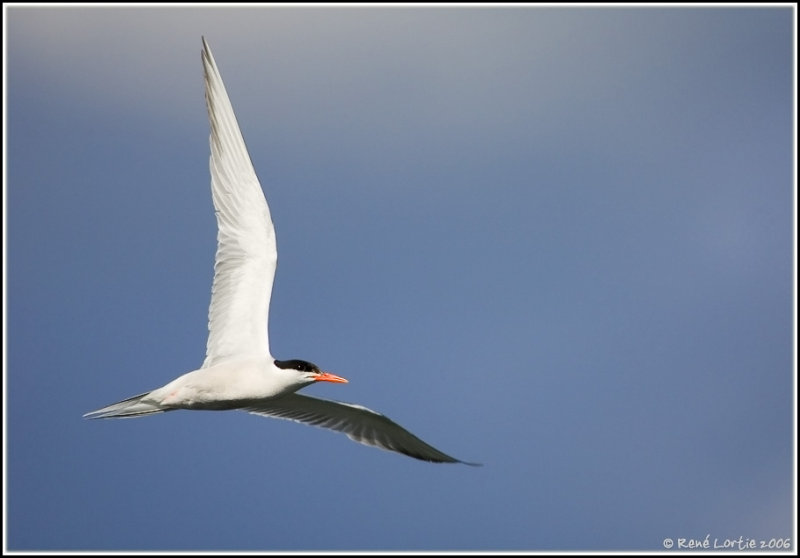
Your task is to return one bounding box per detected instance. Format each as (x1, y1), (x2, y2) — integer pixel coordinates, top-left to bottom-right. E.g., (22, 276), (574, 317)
(242, 393), (477, 465)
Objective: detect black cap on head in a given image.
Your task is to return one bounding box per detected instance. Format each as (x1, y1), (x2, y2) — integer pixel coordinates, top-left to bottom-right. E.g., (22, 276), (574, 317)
(274, 359), (319, 373)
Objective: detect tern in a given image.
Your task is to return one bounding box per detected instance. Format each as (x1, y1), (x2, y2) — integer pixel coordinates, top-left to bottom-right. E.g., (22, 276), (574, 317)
(84, 38), (477, 465)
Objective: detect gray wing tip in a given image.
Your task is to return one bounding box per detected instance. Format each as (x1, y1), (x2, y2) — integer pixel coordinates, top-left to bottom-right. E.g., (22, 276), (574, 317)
(409, 452), (482, 466)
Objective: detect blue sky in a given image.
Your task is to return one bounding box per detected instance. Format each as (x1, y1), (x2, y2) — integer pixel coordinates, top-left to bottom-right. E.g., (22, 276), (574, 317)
(5, 5), (795, 552)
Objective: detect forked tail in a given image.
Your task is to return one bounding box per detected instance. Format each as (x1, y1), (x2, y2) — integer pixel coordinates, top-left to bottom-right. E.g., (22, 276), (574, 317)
(83, 392), (166, 419)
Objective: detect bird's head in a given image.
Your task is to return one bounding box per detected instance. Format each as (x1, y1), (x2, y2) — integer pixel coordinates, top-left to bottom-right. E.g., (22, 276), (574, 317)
(273, 359), (349, 387)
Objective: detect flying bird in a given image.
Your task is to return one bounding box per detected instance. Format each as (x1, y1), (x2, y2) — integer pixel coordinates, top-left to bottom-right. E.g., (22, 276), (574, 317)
(84, 38), (478, 465)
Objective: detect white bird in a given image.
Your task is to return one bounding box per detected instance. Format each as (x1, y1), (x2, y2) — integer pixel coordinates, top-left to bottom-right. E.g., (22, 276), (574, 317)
(84, 37), (478, 466)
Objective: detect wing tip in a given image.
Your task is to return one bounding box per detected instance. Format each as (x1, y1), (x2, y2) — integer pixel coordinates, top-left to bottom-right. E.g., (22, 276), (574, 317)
(410, 453), (483, 466)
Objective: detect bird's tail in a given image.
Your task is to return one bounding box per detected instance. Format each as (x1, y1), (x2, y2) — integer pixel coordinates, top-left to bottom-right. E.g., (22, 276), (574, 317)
(83, 391), (166, 419)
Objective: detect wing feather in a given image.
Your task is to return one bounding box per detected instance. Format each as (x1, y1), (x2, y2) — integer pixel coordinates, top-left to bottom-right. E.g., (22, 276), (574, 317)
(201, 38), (276, 368)
(243, 393), (478, 464)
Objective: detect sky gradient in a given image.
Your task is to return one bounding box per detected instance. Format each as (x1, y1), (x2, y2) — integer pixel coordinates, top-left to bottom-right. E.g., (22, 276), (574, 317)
(5, 5), (796, 552)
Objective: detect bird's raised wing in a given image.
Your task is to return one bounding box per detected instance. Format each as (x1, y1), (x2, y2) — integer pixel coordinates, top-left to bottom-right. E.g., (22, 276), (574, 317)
(242, 393), (479, 464)
(201, 38), (276, 368)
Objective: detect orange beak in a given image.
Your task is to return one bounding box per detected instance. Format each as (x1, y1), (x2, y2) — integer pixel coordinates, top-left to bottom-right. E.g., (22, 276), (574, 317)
(314, 371), (349, 384)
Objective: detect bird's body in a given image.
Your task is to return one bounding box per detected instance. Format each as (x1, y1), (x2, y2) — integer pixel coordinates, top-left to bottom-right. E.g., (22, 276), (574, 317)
(84, 38), (477, 466)
(87, 358), (311, 416)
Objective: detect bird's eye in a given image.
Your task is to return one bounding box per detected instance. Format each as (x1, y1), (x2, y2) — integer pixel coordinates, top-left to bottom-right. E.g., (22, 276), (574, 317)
(298, 360), (319, 372)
